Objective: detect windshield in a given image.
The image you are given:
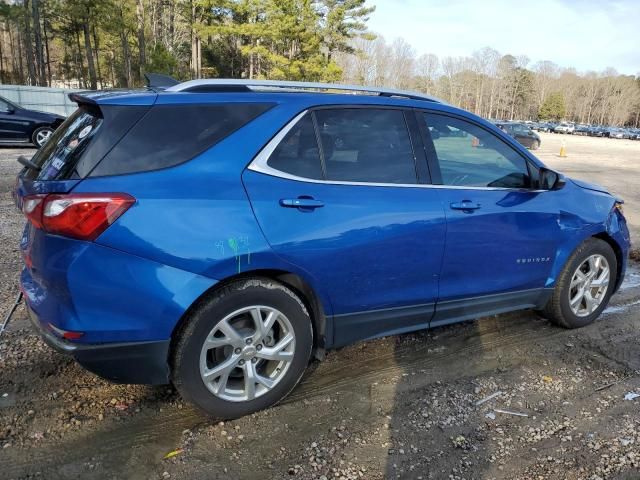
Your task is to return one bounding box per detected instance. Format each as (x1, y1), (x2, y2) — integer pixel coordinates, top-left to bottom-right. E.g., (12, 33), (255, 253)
(23, 106), (103, 181)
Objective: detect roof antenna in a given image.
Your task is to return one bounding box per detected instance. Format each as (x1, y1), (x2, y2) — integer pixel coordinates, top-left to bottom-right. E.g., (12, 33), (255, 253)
(144, 73), (179, 89)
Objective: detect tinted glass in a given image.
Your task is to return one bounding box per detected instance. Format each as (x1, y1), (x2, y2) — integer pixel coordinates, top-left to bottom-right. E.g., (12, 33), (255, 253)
(24, 106), (103, 180)
(315, 108), (417, 184)
(423, 113), (531, 188)
(92, 103), (273, 176)
(22, 104), (149, 181)
(267, 113), (323, 180)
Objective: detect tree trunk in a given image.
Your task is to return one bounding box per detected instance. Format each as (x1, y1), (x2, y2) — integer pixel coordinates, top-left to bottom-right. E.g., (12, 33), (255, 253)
(121, 30), (132, 87)
(82, 19), (97, 89)
(15, 22), (25, 84)
(75, 28), (85, 88)
(23, 0), (37, 85)
(190, 1), (200, 78)
(42, 8), (52, 85)
(136, 0), (145, 81)
(0, 25), (5, 83)
(92, 25), (102, 88)
(32, 0), (46, 85)
(169, 1), (175, 51)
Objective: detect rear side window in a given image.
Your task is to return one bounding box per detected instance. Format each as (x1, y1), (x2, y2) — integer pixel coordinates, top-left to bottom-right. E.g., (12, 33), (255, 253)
(91, 103), (273, 176)
(267, 114), (323, 180)
(316, 109), (417, 184)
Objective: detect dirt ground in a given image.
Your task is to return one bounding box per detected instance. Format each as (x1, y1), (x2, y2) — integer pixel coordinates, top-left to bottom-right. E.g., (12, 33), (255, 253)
(1, 135), (640, 480)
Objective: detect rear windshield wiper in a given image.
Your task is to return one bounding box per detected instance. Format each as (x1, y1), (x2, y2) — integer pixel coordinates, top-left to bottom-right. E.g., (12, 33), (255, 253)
(17, 155), (41, 172)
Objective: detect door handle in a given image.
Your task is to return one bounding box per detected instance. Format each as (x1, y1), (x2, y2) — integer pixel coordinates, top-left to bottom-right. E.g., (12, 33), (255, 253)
(450, 201), (481, 211)
(280, 197), (324, 210)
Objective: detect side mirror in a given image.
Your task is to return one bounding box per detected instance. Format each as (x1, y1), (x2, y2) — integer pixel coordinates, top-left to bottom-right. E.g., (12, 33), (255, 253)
(1, 107), (14, 114)
(539, 167), (566, 190)
(430, 129), (441, 140)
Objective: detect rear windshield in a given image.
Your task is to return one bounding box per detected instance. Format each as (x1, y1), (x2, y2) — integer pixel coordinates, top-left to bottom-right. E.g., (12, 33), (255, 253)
(90, 103), (274, 176)
(24, 106), (102, 180)
(22, 104), (149, 181)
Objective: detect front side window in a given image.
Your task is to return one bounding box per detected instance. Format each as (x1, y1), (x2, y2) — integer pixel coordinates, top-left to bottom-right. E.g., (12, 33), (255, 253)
(423, 113), (531, 189)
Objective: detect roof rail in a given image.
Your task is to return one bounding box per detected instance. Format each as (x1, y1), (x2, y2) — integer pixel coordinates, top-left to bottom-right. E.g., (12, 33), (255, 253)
(164, 79), (443, 103)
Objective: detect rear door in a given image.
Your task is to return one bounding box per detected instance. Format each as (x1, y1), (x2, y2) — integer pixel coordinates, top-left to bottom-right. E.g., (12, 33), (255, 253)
(243, 107), (447, 346)
(418, 111), (562, 326)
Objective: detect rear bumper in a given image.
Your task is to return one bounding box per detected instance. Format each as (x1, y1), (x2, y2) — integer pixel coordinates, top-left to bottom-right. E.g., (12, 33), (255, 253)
(28, 304), (170, 384)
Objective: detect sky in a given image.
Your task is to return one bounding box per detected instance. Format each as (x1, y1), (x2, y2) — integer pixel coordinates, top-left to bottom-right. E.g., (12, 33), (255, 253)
(366, 0), (640, 75)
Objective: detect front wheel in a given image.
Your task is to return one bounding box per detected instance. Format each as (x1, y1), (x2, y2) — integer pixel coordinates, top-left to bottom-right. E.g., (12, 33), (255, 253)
(172, 278), (313, 419)
(541, 238), (617, 328)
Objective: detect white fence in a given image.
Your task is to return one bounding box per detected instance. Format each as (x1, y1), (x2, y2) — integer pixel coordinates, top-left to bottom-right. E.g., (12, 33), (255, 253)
(0, 85), (82, 117)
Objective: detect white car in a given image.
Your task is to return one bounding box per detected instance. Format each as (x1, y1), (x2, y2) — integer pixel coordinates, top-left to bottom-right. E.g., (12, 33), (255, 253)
(554, 123), (575, 134)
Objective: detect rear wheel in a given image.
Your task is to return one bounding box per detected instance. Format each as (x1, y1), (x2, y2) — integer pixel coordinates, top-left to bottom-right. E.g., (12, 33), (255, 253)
(172, 278), (313, 419)
(32, 126), (54, 148)
(542, 238), (617, 328)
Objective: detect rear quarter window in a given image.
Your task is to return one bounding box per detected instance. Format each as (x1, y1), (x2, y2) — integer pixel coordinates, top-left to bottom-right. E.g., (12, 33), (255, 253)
(91, 103), (274, 176)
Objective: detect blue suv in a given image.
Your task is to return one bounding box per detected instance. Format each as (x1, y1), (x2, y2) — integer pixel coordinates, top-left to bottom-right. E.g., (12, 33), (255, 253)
(14, 79), (630, 419)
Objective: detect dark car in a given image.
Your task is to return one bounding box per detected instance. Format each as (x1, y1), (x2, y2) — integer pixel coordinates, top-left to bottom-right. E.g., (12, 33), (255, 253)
(574, 125), (590, 135)
(0, 96), (65, 148)
(495, 122), (541, 149)
(535, 122), (553, 132)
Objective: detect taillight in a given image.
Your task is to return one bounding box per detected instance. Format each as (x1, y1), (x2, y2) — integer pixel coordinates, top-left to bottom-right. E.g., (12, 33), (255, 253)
(22, 193), (135, 241)
(22, 194), (46, 228)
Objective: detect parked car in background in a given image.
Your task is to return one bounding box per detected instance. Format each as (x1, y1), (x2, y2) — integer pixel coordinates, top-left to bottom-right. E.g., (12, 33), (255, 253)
(574, 125), (590, 135)
(14, 79), (630, 419)
(535, 122), (553, 132)
(553, 122), (575, 134)
(588, 126), (608, 137)
(0, 96), (65, 148)
(609, 128), (627, 139)
(495, 121), (541, 149)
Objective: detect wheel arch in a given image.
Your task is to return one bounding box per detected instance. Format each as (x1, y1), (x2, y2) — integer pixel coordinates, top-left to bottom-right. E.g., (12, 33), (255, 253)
(593, 231), (625, 291)
(171, 269), (330, 361)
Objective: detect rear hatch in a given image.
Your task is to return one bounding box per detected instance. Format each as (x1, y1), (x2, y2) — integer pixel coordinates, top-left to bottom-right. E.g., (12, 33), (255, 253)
(14, 92), (155, 336)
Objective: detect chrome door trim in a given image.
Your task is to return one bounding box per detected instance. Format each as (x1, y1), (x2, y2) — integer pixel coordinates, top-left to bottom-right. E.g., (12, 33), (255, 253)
(247, 110), (547, 193)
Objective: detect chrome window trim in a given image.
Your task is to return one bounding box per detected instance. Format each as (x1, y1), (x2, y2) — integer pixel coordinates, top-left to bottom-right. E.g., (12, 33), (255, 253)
(247, 110), (546, 193)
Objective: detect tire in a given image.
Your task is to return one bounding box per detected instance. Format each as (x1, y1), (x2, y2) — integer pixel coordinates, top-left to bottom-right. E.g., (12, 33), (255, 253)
(531, 140), (540, 150)
(171, 278), (313, 419)
(542, 238), (617, 328)
(32, 126), (54, 148)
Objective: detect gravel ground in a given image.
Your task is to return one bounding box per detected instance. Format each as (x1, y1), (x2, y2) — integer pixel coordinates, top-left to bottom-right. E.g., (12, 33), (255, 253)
(1, 138), (640, 480)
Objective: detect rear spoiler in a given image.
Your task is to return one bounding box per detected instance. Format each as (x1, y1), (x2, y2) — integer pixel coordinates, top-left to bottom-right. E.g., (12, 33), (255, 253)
(68, 92), (97, 105)
(144, 73), (179, 90)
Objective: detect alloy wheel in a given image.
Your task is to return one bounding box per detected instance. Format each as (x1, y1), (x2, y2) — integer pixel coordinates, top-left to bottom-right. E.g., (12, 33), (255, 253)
(199, 305), (296, 402)
(568, 254), (610, 317)
(35, 128), (53, 147)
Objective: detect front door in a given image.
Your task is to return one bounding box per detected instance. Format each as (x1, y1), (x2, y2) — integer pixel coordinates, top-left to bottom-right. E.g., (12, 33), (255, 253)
(419, 111), (562, 325)
(243, 107), (447, 346)
(0, 99), (30, 142)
